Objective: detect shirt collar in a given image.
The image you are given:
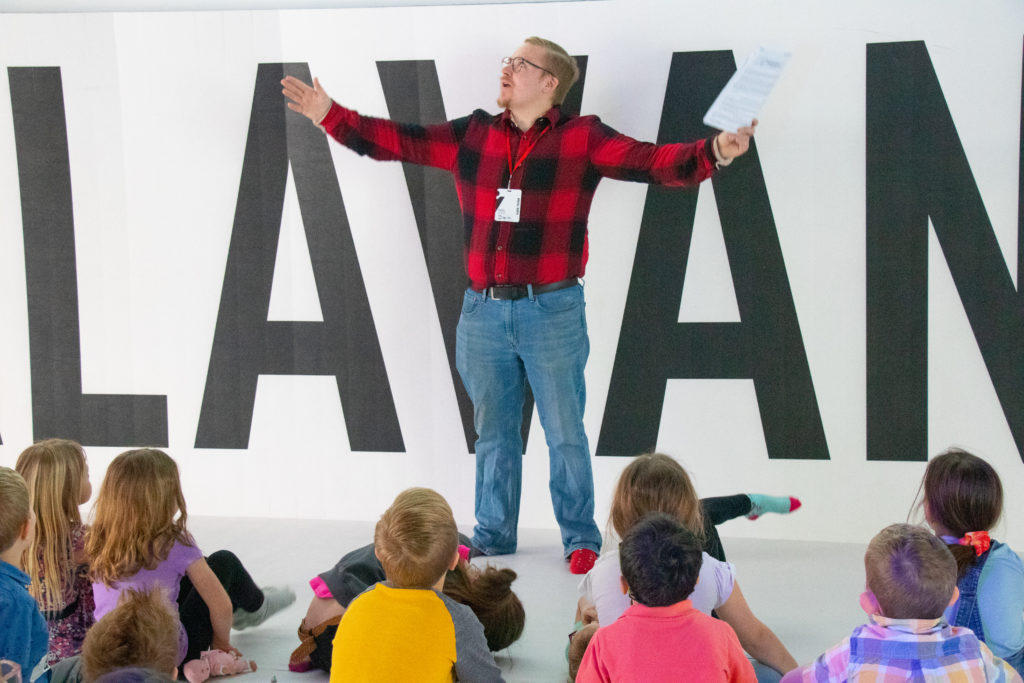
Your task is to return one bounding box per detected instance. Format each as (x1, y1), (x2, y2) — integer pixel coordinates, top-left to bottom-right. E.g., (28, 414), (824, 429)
(623, 598), (695, 619)
(0, 559), (30, 584)
(869, 613), (946, 635)
(500, 105), (562, 132)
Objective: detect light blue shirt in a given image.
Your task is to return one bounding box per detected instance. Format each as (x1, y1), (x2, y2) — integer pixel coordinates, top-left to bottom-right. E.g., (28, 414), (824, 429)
(0, 559), (50, 682)
(941, 536), (1024, 660)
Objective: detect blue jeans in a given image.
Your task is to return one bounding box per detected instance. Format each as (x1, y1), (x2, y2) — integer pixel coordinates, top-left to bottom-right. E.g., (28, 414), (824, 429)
(751, 659), (782, 683)
(456, 284), (602, 557)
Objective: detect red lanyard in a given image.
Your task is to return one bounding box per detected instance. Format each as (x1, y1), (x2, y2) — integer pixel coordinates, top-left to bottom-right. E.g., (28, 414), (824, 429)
(505, 125), (548, 187)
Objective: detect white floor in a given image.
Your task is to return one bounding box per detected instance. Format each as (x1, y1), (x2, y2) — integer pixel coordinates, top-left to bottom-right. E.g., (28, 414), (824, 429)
(190, 516), (871, 683)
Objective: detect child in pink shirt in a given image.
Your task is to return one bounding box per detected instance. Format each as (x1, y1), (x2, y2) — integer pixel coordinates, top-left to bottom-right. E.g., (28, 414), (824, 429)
(577, 513), (755, 683)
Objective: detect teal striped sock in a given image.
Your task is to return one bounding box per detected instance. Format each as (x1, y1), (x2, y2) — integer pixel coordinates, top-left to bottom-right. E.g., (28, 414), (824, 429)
(746, 494), (801, 520)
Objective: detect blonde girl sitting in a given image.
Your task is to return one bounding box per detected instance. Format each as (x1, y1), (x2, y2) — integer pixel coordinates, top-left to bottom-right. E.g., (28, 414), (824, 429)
(86, 448), (293, 667)
(16, 439), (95, 666)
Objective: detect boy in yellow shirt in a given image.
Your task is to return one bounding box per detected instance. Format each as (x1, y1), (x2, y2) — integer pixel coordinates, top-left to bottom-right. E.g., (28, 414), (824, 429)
(330, 488), (504, 682)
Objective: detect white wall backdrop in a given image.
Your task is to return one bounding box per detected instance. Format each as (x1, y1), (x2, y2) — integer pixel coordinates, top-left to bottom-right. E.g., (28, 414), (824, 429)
(1, 0), (1023, 547)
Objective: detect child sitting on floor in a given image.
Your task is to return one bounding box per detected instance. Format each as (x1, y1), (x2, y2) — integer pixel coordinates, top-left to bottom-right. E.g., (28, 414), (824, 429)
(49, 588), (179, 683)
(290, 532), (524, 673)
(577, 513), (756, 682)
(915, 448), (1024, 675)
(0, 467), (48, 683)
(15, 439), (95, 666)
(87, 448), (292, 667)
(782, 523), (1021, 682)
(328, 487), (503, 683)
(578, 453), (796, 680)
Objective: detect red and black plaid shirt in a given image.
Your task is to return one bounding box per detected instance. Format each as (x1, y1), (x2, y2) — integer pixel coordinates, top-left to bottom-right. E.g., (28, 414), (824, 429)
(321, 102), (716, 290)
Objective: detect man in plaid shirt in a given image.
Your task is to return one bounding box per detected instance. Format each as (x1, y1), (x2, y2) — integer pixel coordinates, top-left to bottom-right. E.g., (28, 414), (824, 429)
(282, 37), (756, 574)
(782, 524), (1021, 682)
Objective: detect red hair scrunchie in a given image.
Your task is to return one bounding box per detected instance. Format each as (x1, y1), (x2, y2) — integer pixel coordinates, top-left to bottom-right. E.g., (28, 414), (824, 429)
(959, 530), (991, 557)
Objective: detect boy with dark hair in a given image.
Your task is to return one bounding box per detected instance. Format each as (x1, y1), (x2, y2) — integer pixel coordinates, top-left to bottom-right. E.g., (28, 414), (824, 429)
(329, 488), (503, 683)
(576, 513), (755, 682)
(782, 523), (1021, 682)
(0, 467), (48, 682)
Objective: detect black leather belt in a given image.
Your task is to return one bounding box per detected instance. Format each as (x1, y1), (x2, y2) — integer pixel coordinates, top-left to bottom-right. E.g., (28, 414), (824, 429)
(476, 278), (578, 301)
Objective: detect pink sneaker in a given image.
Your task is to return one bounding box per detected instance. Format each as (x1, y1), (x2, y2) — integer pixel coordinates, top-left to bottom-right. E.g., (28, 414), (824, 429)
(569, 548), (597, 574)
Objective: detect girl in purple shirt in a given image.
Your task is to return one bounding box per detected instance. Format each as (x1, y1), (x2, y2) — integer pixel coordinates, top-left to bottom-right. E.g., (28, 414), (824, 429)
(87, 449), (292, 666)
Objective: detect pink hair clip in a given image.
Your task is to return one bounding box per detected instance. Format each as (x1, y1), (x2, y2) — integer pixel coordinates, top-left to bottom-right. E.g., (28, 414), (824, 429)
(959, 530), (991, 557)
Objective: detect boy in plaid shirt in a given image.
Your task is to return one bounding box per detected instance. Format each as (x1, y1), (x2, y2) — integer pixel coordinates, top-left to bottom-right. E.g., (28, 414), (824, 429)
(782, 524), (1021, 682)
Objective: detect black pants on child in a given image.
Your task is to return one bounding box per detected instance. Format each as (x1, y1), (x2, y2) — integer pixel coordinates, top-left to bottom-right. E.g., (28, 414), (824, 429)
(700, 494), (752, 562)
(177, 549), (264, 661)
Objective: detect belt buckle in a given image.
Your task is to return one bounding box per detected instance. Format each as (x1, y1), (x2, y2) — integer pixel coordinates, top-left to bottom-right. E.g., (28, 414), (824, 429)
(486, 284), (529, 300)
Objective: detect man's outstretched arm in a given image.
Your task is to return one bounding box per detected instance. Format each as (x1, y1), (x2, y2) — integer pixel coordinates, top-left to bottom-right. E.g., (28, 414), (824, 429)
(281, 75), (464, 170)
(588, 118), (758, 187)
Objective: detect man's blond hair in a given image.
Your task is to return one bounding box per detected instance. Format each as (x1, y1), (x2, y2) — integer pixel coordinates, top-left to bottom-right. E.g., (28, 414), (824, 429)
(0, 467), (30, 554)
(864, 523), (956, 620)
(525, 36), (579, 105)
(374, 488), (458, 588)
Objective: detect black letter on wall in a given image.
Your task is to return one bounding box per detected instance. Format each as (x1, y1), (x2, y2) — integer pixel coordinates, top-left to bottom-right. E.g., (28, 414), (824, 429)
(195, 63), (403, 451)
(374, 58), (588, 452)
(597, 51), (828, 460)
(8, 67), (168, 446)
(375, 59), (493, 453)
(866, 41), (1024, 462)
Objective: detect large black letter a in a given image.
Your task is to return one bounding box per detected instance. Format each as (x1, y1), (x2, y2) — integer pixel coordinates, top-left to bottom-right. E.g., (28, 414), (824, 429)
(195, 64), (403, 451)
(597, 51), (828, 460)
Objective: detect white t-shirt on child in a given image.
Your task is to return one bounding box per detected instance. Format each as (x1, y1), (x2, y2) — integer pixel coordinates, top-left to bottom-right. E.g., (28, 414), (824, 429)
(578, 549), (736, 626)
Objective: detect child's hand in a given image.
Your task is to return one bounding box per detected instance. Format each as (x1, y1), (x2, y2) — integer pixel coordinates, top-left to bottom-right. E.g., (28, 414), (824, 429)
(211, 638), (243, 659)
(576, 595), (598, 625)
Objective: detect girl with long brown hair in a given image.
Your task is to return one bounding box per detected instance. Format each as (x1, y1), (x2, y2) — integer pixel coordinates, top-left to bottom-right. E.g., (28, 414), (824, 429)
(87, 448), (293, 667)
(577, 453), (797, 682)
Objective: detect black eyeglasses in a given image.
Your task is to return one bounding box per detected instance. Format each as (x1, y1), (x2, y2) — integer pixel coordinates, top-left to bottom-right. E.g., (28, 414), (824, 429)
(501, 56), (556, 78)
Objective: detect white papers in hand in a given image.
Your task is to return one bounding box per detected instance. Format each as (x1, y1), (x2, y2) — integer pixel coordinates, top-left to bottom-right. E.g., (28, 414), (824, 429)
(703, 46), (790, 133)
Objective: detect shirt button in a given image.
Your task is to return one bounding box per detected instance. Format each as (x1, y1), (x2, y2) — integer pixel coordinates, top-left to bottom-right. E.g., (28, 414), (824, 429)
(496, 245), (503, 251)
(496, 274), (504, 280)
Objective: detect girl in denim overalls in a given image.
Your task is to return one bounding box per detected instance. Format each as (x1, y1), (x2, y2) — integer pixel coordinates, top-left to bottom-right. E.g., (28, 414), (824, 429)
(916, 448), (1024, 676)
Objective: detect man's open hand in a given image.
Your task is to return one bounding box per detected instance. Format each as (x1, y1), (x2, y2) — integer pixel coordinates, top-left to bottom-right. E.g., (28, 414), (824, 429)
(281, 75), (332, 123)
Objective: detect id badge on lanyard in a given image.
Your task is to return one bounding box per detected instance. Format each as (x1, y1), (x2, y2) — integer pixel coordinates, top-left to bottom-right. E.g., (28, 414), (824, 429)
(495, 188), (522, 222)
(496, 125), (546, 223)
